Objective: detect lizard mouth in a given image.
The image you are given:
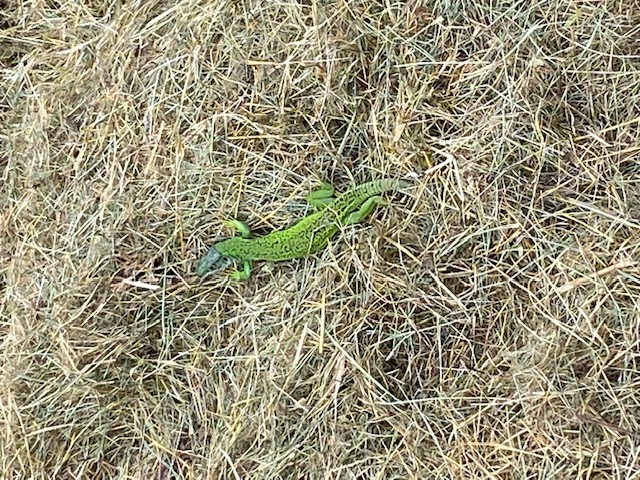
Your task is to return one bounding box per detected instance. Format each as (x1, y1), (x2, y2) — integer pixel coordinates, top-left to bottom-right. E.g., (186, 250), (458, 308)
(196, 247), (234, 277)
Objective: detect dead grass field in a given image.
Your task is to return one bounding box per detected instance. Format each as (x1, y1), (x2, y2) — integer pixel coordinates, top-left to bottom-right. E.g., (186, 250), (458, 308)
(2, 0), (640, 478)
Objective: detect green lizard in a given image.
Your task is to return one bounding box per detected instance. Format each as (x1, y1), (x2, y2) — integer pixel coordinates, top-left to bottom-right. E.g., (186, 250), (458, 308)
(196, 178), (410, 280)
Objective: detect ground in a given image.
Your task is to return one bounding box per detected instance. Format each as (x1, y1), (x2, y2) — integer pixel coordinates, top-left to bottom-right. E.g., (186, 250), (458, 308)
(2, 1), (640, 478)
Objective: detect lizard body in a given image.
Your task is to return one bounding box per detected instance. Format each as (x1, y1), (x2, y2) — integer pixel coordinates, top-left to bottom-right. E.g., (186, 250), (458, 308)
(196, 178), (409, 279)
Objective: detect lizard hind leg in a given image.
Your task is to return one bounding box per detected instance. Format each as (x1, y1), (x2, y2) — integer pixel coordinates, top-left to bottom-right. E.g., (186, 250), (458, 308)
(224, 219), (252, 238)
(306, 182), (335, 209)
(343, 195), (389, 226)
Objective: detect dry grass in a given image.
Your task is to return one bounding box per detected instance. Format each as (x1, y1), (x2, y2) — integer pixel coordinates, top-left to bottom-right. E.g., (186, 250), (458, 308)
(2, 0), (640, 478)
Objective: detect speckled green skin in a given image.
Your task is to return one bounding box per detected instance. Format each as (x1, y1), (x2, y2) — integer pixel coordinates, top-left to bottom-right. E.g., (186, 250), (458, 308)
(197, 178), (409, 279)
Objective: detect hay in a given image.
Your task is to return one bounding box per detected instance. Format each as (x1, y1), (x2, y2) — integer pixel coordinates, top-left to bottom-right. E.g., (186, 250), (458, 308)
(2, 0), (640, 478)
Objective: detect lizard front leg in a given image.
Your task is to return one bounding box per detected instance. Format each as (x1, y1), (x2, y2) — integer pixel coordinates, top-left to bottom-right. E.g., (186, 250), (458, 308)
(343, 196), (389, 226)
(223, 220), (253, 279)
(230, 260), (252, 280)
(224, 219), (253, 238)
(306, 182), (335, 209)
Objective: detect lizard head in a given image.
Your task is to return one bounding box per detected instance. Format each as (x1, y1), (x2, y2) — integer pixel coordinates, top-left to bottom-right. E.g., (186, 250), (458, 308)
(196, 246), (235, 277)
